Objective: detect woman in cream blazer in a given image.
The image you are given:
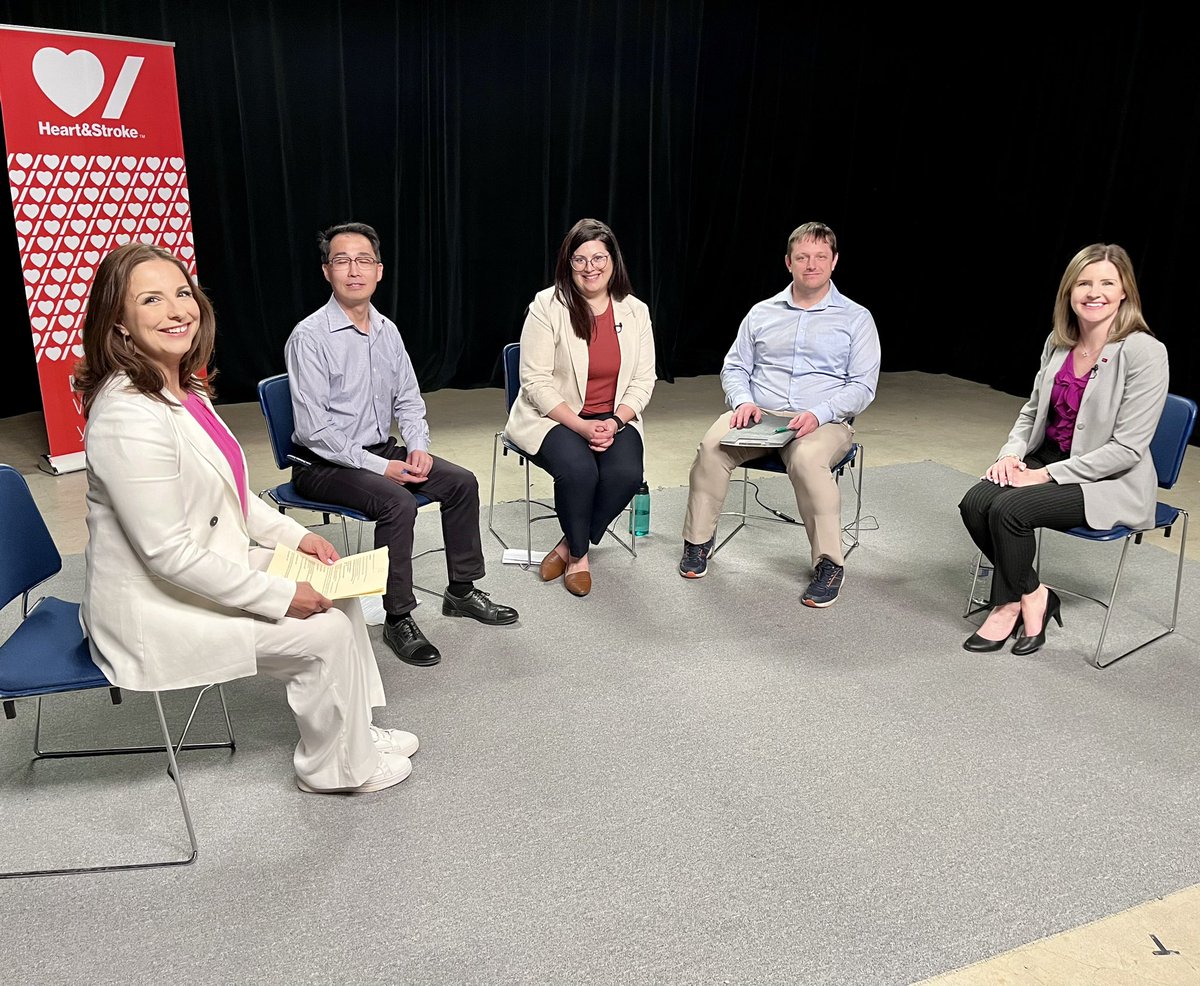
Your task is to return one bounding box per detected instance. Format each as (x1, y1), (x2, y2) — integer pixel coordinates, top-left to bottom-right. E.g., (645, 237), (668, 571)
(75, 243), (414, 795)
(959, 243), (1169, 656)
(504, 219), (656, 596)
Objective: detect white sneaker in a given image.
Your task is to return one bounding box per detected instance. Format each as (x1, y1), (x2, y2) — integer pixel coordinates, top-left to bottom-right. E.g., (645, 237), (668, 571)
(370, 724), (420, 758)
(296, 751), (412, 794)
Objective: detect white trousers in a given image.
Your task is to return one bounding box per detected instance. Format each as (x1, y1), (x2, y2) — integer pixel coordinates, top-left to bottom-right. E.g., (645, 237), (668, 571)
(249, 548), (386, 790)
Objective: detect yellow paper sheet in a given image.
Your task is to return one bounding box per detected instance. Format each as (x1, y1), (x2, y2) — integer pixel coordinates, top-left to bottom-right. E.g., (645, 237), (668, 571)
(266, 545), (389, 599)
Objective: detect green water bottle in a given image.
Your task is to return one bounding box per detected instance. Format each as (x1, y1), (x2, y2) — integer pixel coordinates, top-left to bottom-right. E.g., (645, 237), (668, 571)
(630, 482), (650, 536)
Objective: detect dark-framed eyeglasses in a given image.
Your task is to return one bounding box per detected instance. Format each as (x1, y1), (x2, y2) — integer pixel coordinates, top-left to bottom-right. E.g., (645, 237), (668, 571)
(326, 255), (380, 270)
(569, 253), (609, 272)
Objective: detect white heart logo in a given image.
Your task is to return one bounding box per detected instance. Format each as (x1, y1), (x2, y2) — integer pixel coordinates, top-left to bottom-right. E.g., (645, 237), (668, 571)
(90, 235), (106, 247)
(65, 299), (81, 312)
(53, 328), (69, 342)
(16, 221), (34, 234)
(32, 48), (105, 118)
(43, 220), (60, 233)
(44, 286), (61, 298)
(37, 236), (54, 250)
(71, 282), (87, 295)
(71, 155), (87, 168)
(84, 251), (100, 264)
(96, 156), (113, 168)
(96, 219), (112, 232)
(38, 300), (54, 313)
(46, 346), (62, 360)
(64, 235), (81, 249)
(72, 344), (85, 358)
(16, 153), (33, 168)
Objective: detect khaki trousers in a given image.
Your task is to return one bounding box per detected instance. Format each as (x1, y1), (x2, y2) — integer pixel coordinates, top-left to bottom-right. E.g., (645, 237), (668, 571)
(682, 412), (854, 567)
(249, 548), (386, 790)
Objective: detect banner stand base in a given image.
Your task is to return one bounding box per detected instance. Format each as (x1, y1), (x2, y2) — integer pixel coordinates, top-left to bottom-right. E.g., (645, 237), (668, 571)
(38, 451), (87, 476)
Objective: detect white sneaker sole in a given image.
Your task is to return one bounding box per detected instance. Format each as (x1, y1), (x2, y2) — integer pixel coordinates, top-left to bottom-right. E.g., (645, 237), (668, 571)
(296, 755), (412, 794)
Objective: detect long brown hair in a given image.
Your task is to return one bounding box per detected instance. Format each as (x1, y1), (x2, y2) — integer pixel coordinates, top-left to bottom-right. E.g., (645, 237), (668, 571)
(553, 218), (633, 342)
(1050, 243), (1152, 348)
(73, 243), (217, 417)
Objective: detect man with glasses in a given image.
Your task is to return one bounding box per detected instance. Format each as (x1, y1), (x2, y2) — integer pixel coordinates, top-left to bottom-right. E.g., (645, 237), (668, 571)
(678, 221), (881, 608)
(286, 222), (518, 667)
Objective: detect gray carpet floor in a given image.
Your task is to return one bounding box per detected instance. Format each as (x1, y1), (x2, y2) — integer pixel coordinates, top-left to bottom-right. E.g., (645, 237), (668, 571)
(2, 461), (1199, 986)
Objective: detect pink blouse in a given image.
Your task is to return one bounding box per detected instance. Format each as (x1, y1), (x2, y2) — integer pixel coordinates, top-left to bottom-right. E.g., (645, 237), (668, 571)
(182, 395), (248, 517)
(1045, 350), (1091, 453)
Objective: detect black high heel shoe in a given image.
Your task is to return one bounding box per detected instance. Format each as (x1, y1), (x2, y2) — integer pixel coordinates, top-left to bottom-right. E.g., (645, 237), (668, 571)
(1011, 589), (1063, 655)
(962, 613), (1025, 652)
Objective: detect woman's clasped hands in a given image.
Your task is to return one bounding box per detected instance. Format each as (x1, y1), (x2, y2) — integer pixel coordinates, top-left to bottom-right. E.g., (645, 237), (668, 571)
(984, 455), (1051, 488)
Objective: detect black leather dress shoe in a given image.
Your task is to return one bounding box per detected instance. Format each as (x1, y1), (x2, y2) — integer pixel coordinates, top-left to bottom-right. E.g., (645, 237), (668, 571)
(962, 615), (1024, 653)
(1012, 589), (1063, 656)
(383, 616), (441, 666)
(441, 587), (519, 625)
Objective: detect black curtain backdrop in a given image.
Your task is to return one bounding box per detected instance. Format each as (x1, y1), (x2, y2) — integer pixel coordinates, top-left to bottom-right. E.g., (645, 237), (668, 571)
(1, 2), (1197, 445)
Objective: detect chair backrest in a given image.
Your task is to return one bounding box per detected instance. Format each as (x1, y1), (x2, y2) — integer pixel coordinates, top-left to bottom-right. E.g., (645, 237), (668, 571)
(1150, 393), (1198, 490)
(257, 374), (300, 470)
(0, 465), (63, 609)
(502, 342), (521, 413)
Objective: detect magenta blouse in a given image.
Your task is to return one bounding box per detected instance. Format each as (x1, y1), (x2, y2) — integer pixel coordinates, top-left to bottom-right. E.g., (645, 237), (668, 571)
(1045, 350), (1090, 453)
(182, 395), (248, 517)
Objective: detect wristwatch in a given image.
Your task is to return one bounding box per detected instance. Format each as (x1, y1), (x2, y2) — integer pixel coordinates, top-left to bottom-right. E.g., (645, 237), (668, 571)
(608, 415), (626, 432)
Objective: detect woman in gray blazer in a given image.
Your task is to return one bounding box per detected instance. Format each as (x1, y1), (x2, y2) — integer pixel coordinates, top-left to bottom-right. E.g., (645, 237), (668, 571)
(959, 243), (1169, 655)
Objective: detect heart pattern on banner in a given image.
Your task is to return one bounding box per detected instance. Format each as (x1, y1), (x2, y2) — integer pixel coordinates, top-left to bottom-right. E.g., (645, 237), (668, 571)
(7, 151), (194, 365)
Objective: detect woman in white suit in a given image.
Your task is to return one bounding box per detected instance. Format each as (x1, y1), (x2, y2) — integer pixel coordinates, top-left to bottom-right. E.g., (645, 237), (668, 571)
(74, 243), (416, 794)
(959, 243), (1169, 655)
(504, 219), (656, 596)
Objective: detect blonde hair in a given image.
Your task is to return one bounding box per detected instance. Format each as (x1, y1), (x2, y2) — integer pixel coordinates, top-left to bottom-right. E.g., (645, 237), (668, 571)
(1050, 243), (1151, 348)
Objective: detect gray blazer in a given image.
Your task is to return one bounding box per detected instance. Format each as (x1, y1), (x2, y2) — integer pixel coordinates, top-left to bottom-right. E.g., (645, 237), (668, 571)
(997, 331), (1169, 531)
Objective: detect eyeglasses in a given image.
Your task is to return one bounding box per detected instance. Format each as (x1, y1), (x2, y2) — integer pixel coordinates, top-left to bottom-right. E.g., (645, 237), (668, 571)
(326, 255), (380, 270)
(569, 253), (609, 271)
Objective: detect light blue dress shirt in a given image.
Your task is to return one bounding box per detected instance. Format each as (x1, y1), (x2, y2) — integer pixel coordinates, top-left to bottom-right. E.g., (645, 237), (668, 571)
(285, 295), (430, 475)
(720, 282), (881, 426)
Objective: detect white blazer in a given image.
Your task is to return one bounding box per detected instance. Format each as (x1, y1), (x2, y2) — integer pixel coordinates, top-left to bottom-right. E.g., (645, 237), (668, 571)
(503, 285), (657, 455)
(997, 331), (1169, 531)
(81, 375), (307, 692)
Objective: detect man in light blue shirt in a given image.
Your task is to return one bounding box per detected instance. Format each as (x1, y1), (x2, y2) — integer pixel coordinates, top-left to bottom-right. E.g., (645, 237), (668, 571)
(287, 222), (518, 667)
(679, 222), (881, 607)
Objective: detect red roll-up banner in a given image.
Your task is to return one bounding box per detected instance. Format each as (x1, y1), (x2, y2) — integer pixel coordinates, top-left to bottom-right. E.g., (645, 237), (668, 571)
(0, 24), (195, 473)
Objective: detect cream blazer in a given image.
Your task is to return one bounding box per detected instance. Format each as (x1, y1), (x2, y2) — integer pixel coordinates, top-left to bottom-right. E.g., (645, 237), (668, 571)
(997, 331), (1169, 531)
(81, 375), (307, 692)
(503, 286), (657, 455)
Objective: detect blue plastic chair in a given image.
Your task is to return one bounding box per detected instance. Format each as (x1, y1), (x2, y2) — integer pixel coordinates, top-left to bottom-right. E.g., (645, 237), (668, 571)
(965, 393), (1196, 669)
(257, 373), (374, 554)
(0, 465), (234, 879)
(708, 430), (864, 559)
(485, 341), (637, 565)
(257, 373), (442, 594)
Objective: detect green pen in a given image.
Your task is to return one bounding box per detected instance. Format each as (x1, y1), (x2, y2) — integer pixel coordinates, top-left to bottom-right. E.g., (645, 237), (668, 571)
(773, 426), (794, 433)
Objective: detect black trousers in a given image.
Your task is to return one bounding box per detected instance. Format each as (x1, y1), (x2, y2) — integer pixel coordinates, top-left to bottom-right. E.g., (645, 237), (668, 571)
(526, 415), (644, 558)
(293, 441), (484, 617)
(958, 443), (1086, 605)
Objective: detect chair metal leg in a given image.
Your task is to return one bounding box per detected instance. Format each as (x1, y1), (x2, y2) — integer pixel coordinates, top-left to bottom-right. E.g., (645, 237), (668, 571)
(963, 550), (990, 618)
(33, 684), (236, 760)
(709, 467), (752, 559)
(842, 444), (865, 558)
(1, 692), (201, 879)
(1091, 510), (1189, 669)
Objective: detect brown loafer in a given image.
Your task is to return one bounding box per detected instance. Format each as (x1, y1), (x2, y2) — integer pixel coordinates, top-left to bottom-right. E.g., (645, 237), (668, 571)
(564, 570), (592, 597)
(539, 550), (567, 582)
